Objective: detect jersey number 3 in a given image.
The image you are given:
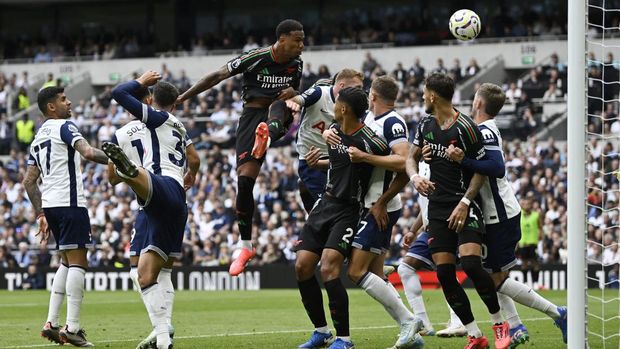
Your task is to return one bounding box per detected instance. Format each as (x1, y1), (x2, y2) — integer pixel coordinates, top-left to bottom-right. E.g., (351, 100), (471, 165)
(169, 130), (186, 167)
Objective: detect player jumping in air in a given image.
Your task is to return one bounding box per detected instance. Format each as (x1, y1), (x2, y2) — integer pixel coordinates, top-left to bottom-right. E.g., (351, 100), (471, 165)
(26, 87), (109, 347)
(177, 19), (304, 276)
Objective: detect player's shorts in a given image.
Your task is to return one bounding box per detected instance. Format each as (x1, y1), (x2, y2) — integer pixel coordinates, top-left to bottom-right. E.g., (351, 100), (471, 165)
(44, 207), (93, 251)
(518, 245), (538, 261)
(427, 203), (484, 255)
(236, 106), (268, 166)
(141, 172), (188, 261)
(129, 209), (147, 257)
(298, 159), (328, 200)
(352, 208), (401, 255)
(294, 195), (361, 257)
(482, 213), (521, 273)
(406, 231), (435, 269)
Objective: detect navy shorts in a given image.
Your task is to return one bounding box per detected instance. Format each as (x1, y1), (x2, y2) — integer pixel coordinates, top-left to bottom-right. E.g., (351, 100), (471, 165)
(352, 209), (401, 255)
(298, 160), (327, 199)
(130, 209), (147, 257)
(44, 207), (93, 251)
(141, 173), (188, 261)
(406, 231), (435, 269)
(483, 213), (522, 273)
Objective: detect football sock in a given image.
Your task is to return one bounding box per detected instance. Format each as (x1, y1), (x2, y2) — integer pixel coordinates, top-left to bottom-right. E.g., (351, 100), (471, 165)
(129, 266), (139, 290)
(497, 292), (522, 328)
(436, 263), (475, 325)
(141, 283), (171, 349)
(324, 278), (350, 337)
(267, 100), (293, 141)
(358, 271), (414, 325)
(46, 263), (68, 327)
(461, 256), (501, 316)
(498, 277), (560, 319)
(398, 263), (432, 329)
(236, 176), (256, 241)
(448, 302), (464, 326)
(158, 268), (174, 325)
(297, 276), (327, 328)
(66, 265), (86, 333)
(464, 321), (484, 338)
(315, 326), (330, 334)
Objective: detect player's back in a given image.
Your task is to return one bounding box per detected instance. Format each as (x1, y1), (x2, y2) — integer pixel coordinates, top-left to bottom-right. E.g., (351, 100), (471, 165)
(363, 110), (409, 213)
(296, 85), (336, 160)
(141, 111), (187, 188)
(112, 120), (147, 166)
(478, 119), (521, 224)
(28, 119), (86, 208)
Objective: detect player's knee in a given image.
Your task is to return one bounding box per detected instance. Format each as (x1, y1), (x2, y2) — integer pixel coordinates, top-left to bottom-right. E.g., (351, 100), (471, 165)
(295, 259), (315, 280)
(137, 272), (157, 289)
(347, 266), (365, 284)
(319, 260), (340, 282)
(269, 100), (292, 125)
(461, 255), (484, 277)
(491, 271), (509, 288)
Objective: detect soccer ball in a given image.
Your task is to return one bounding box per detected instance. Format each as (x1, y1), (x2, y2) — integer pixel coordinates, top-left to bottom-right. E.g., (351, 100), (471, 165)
(449, 9), (481, 41)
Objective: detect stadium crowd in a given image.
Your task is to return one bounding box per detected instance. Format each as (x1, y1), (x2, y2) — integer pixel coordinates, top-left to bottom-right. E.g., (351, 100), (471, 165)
(0, 2), (569, 62)
(0, 52), (617, 289)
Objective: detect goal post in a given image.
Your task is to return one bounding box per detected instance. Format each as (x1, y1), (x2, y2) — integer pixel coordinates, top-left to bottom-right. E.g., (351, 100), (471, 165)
(567, 0), (587, 348)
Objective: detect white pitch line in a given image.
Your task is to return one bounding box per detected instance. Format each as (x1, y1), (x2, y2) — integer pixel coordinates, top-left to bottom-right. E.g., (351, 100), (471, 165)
(0, 300), (141, 308)
(0, 317), (552, 349)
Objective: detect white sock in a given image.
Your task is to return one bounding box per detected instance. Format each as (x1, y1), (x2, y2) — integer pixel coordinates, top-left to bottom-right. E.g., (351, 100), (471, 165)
(46, 264), (68, 327)
(141, 283), (171, 349)
(337, 336), (351, 342)
(239, 240), (252, 250)
(130, 267), (140, 291)
(464, 321), (483, 338)
(448, 302), (463, 327)
(315, 326), (330, 334)
(490, 311), (504, 325)
(498, 293), (522, 328)
(158, 268), (174, 326)
(359, 272), (414, 325)
(398, 264), (432, 329)
(498, 278), (560, 319)
(65, 266), (86, 333)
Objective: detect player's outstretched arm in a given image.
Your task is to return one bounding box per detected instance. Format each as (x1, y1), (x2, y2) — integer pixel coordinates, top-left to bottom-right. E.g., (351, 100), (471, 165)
(177, 66), (231, 104)
(349, 142), (408, 172)
(447, 145), (505, 178)
(74, 139), (108, 164)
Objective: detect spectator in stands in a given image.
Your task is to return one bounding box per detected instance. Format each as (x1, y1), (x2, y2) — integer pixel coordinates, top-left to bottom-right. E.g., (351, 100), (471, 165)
(21, 264), (45, 290)
(362, 52), (378, 78)
(465, 58), (480, 77)
(505, 82), (522, 104)
(14, 241), (32, 268)
(177, 70), (192, 93)
(408, 58), (425, 85)
(33, 46), (52, 63)
(97, 118), (116, 144)
(300, 63), (318, 91)
(0, 83), (6, 116)
(604, 53), (619, 100)
(450, 58), (463, 82)
(41, 73), (56, 89)
(14, 114), (35, 153)
(17, 87), (30, 111)
(317, 64), (331, 80)
(542, 82), (563, 101)
(243, 36), (259, 52)
(17, 71), (31, 90)
(392, 62), (408, 86)
(0, 114), (11, 155)
(433, 58), (448, 74)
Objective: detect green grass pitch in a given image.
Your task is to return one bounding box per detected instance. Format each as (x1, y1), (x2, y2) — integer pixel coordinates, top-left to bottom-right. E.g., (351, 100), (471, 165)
(0, 289), (617, 348)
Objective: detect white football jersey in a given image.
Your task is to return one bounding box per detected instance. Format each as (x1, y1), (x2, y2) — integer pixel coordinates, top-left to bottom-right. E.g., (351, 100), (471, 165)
(296, 85), (335, 160)
(363, 110), (409, 212)
(478, 120), (521, 224)
(418, 161), (431, 228)
(139, 104), (188, 188)
(112, 120), (147, 165)
(28, 119), (86, 208)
